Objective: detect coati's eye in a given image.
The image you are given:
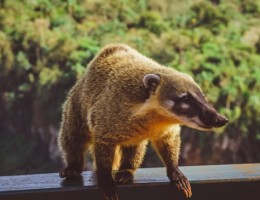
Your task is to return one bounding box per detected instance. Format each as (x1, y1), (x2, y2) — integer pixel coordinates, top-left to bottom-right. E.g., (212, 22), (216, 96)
(171, 92), (197, 117)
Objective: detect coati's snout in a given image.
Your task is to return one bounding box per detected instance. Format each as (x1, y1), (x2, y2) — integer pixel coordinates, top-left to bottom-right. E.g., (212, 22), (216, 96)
(169, 91), (229, 130)
(196, 96), (229, 128)
(143, 73), (228, 131)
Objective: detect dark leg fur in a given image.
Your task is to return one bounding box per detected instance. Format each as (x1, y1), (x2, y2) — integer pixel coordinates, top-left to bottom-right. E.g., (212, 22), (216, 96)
(152, 131), (192, 198)
(115, 142), (147, 184)
(95, 143), (118, 200)
(59, 132), (89, 178)
(59, 101), (90, 178)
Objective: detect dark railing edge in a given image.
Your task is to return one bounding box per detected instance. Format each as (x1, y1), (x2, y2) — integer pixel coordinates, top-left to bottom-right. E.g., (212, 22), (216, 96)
(0, 163), (260, 200)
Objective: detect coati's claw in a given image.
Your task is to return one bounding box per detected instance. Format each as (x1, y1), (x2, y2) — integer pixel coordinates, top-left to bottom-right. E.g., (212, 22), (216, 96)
(97, 169), (119, 200)
(173, 176), (192, 198)
(103, 186), (118, 200)
(100, 181), (119, 200)
(59, 168), (82, 178)
(114, 170), (134, 184)
(168, 168), (192, 198)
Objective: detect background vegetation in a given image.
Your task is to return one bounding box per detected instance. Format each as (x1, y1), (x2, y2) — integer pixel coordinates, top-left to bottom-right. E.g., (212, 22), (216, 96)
(1, 0), (260, 175)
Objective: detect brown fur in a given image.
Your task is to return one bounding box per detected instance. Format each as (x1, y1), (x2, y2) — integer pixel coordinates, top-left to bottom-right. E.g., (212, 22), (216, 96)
(58, 44), (206, 199)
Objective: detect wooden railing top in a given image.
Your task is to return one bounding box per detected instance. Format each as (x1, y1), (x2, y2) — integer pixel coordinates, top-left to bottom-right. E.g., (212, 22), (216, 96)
(0, 163), (260, 200)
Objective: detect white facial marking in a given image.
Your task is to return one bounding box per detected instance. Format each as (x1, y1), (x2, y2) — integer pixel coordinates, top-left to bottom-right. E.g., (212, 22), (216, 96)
(190, 92), (198, 98)
(178, 93), (187, 98)
(180, 103), (190, 109)
(164, 99), (175, 109)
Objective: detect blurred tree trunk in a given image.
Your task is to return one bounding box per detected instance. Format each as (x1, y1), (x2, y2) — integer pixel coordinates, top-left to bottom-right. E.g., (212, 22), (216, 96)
(179, 127), (260, 166)
(0, 0), (5, 8)
(210, 0), (220, 4)
(0, 93), (7, 133)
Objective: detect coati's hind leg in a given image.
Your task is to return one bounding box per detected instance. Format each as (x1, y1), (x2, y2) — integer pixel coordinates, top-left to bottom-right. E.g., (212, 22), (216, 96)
(151, 126), (192, 198)
(114, 141), (147, 184)
(58, 101), (90, 178)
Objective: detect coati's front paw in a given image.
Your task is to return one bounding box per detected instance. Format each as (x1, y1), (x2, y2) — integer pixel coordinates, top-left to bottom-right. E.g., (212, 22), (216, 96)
(100, 181), (119, 200)
(59, 167), (82, 178)
(114, 170), (134, 184)
(167, 167), (192, 198)
(97, 172), (119, 200)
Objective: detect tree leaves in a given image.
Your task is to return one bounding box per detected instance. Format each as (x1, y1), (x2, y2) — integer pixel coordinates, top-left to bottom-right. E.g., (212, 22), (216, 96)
(1, 0), (260, 174)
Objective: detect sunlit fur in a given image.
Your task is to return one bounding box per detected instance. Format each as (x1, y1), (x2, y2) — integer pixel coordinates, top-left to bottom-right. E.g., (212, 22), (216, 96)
(58, 44), (206, 198)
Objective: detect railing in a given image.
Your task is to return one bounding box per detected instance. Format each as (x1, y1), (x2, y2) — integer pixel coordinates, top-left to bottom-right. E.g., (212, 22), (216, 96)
(0, 163), (260, 200)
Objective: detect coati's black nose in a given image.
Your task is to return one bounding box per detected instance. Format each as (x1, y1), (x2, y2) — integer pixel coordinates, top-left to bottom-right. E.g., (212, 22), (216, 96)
(214, 115), (229, 127)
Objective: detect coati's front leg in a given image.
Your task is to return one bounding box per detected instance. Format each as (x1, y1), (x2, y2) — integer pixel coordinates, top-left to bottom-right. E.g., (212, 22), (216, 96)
(152, 127), (192, 198)
(95, 142), (118, 200)
(114, 141), (147, 184)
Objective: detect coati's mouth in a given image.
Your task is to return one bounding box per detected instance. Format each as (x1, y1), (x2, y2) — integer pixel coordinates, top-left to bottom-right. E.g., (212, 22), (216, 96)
(188, 115), (228, 131)
(188, 117), (213, 131)
(169, 113), (212, 131)
(200, 125), (212, 129)
(193, 122), (212, 130)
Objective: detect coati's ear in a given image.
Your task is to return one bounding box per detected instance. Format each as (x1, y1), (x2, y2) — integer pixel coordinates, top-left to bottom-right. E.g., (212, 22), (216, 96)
(143, 74), (161, 92)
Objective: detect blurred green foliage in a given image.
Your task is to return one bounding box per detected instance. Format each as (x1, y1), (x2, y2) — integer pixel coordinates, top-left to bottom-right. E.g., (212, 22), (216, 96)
(0, 0), (260, 174)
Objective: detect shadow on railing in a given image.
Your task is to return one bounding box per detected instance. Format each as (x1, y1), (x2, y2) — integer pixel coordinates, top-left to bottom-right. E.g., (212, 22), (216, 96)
(0, 164), (260, 200)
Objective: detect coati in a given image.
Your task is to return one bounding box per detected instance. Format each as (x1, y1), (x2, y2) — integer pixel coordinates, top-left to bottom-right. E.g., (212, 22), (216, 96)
(58, 44), (228, 200)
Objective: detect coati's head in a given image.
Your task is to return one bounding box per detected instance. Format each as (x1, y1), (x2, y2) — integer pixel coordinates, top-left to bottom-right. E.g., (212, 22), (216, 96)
(143, 72), (228, 131)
